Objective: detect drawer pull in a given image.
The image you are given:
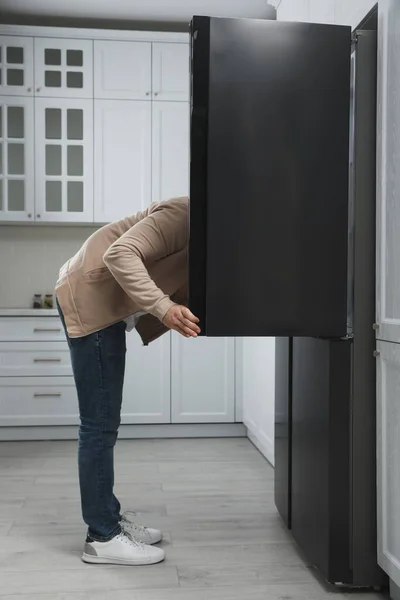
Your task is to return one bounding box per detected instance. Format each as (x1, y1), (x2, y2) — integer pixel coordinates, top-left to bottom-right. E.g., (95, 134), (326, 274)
(33, 358), (62, 363)
(33, 393), (62, 398)
(34, 328), (61, 333)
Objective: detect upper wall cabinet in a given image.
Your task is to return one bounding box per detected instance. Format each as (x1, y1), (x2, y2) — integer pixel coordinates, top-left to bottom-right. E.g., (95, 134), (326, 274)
(94, 99), (151, 223)
(152, 43), (189, 101)
(152, 101), (189, 202)
(0, 36), (34, 96)
(0, 96), (34, 221)
(35, 98), (93, 222)
(94, 41), (152, 100)
(34, 38), (93, 98)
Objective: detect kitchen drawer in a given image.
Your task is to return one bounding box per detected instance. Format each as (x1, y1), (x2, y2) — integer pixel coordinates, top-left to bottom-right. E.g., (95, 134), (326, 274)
(0, 317), (65, 342)
(0, 377), (79, 426)
(0, 342), (71, 377)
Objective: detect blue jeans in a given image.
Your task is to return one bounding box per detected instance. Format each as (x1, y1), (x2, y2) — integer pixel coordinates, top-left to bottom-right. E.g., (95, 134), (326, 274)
(57, 302), (127, 541)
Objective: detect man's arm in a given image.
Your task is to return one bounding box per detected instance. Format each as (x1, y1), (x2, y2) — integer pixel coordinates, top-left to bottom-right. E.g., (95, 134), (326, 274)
(103, 198), (187, 322)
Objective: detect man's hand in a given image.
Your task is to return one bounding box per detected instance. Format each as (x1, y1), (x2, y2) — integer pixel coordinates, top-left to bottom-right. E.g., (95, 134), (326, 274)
(163, 305), (201, 338)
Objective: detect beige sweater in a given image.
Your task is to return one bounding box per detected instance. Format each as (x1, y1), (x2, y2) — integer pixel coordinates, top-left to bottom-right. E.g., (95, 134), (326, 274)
(55, 197), (189, 344)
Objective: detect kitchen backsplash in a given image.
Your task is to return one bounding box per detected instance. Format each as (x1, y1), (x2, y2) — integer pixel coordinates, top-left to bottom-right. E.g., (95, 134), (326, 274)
(0, 226), (98, 308)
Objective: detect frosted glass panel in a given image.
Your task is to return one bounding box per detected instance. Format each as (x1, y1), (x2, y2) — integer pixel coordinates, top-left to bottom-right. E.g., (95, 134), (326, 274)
(8, 180), (24, 211)
(45, 109), (61, 140)
(67, 145), (83, 176)
(0, 106), (2, 138)
(8, 144), (24, 175)
(7, 107), (24, 139)
(67, 50), (83, 66)
(7, 69), (23, 86)
(7, 47), (23, 64)
(46, 145), (61, 176)
(45, 71), (61, 88)
(67, 181), (83, 212)
(67, 110), (83, 140)
(67, 72), (83, 88)
(46, 181), (62, 212)
(0, 179), (2, 211)
(45, 49), (61, 66)
(0, 144), (2, 175)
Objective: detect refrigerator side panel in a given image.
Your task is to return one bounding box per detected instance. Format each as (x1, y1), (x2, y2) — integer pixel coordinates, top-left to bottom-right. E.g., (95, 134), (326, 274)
(274, 337), (292, 528)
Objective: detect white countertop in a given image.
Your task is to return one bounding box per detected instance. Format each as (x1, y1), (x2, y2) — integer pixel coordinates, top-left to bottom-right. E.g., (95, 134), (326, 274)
(0, 308), (59, 317)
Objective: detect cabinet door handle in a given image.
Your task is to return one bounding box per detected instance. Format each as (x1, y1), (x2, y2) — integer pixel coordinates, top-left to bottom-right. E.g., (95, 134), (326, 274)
(34, 328), (61, 333)
(33, 358), (62, 363)
(154, 92), (159, 96)
(33, 393), (62, 398)
(373, 350), (380, 358)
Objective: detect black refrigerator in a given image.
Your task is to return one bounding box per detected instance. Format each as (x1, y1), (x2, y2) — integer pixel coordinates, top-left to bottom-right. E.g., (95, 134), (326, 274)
(188, 13), (385, 587)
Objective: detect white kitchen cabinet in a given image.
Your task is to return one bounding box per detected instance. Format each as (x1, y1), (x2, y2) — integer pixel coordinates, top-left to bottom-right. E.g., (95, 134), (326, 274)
(0, 36), (34, 96)
(0, 96), (34, 222)
(171, 333), (235, 423)
(34, 38), (93, 99)
(0, 317), (64, 342)
(94, 40), (152, 100)
(122, 330), (171, 424)
(152, 43), (189, 102)
(152, 101), (189, 202)
(0, 341), (72, 377)
(376, 340), (400, 589)
(94, 99), (151, 223)
(35, 97), (93, 222)
(376, 0), (400, 346)
(0, 376), (79, 426)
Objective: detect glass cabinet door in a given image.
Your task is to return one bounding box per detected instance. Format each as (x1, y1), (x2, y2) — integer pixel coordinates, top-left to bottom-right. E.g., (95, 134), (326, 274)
(0, 36), (34, 97)
(34, 38), (93, 99)
(0, 97), (34, 222)
(35, 98), (93, 222)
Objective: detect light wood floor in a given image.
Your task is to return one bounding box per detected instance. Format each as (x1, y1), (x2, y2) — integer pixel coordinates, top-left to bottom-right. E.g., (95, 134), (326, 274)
(0, 438), (388, 600)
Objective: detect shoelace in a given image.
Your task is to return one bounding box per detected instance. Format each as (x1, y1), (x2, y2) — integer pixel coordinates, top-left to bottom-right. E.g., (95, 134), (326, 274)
(118, 530), (146, 551)
(121, 511), (148, 536)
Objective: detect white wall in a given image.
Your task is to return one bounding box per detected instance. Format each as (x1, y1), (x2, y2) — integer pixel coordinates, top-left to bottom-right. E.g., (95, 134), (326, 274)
(277, 0), (376, 27)
(0, 226), (96, 308)
(334, 0), (376, 27)
(0, 0), (275, 21)
(241, 338), (276, 465)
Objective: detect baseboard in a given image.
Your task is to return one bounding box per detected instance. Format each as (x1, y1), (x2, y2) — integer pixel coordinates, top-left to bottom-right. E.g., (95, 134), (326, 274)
(246, 427), (275, 467)
(0, 423), (247, 441)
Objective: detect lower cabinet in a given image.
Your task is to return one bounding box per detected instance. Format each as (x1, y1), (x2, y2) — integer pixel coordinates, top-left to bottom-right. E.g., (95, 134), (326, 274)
(0, 377), (79, 426)
(122, 330), (171, 424)
(377, 340), (400, 587)
(170, 333), (235, 423)
(0, 317), (239, 429)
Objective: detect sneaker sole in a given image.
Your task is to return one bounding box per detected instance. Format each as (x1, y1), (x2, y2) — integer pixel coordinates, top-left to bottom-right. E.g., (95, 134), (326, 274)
(82, 552), (165, 566)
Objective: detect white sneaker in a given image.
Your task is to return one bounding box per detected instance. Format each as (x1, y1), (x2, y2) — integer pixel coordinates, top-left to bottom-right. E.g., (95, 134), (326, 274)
(120, 511), (163, 545)
(82, 531), (165, 565)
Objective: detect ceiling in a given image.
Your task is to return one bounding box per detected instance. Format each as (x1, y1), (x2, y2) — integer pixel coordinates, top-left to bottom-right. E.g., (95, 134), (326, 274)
(0, 0), (276, 23)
